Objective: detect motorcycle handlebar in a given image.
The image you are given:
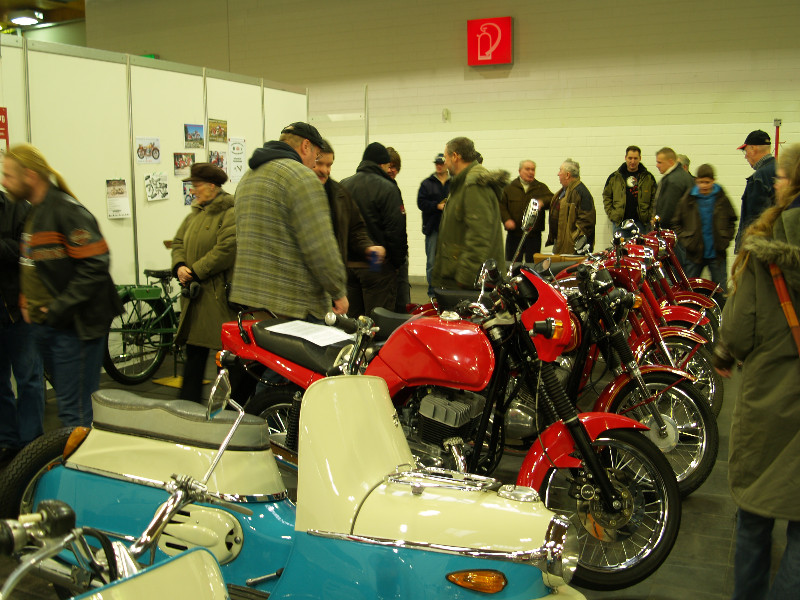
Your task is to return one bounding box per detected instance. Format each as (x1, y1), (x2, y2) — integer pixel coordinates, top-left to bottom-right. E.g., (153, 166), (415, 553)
(0, 500), (76, 556)
(324, 312), (359, 334)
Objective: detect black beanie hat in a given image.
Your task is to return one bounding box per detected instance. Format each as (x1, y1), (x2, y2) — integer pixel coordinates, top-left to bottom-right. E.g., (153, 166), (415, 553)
(363, 142), (391, 165)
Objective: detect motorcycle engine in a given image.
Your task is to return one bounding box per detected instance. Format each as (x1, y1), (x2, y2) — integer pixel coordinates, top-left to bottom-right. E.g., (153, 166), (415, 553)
(505, 361), (571, 445)
(414, 388), (485, 447)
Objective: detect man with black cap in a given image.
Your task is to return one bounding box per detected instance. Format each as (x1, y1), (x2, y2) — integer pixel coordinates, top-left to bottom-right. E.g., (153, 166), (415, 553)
(735, 129), (776, 252)
(417, 153), (450, 298)
(341, 142), (408, 316)
(230, 122), (348, 320)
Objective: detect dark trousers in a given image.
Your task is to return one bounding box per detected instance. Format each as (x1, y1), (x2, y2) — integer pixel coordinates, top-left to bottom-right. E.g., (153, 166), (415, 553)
(394, 257), (410, 313)
(505, 229), (541, 263)
(180, 343), (211, 403)
(347, 264), (398, 318)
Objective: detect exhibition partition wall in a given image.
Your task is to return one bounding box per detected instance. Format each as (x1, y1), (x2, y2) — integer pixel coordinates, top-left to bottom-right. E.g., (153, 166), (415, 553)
(0, 35), (307, 284)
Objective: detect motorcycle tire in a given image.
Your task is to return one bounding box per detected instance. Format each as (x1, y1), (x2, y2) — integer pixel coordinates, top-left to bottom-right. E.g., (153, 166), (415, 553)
(244, 384), (303, 445)
(137, 147), (145, 159)
(152, 148), (160, 160)
(536, 428), (681, 591)
(0, 427), (74, 518)
(608, 370), (719, 497)
(104, 297), (171, 385)
(639, 338), (723, 417)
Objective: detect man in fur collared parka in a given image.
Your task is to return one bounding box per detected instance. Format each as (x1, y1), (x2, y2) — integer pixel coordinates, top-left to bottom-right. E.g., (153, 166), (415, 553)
(432, 137), (507, 289)
(713, 144), (800, 600)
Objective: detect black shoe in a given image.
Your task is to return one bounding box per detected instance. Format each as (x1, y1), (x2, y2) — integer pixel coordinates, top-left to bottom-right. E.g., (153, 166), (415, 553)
(0, 447), (20, 471)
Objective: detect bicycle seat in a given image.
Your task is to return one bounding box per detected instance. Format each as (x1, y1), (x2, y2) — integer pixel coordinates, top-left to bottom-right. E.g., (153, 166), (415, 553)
(251, 318), (349, 374)
(144, 268), (173, 280)
(92, 389), (270, 451)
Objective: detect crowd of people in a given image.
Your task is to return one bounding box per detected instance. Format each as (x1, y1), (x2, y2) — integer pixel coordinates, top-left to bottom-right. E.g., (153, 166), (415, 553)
(1, 125), (797, 596)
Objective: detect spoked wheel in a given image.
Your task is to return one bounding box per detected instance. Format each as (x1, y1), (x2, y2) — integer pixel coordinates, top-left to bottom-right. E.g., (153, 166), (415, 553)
(639, 338), (723, 417)
(538, 429), (681, 590)
(244, 385), (302, 446)
(104, 297), (171, 385)
(608, 371), (719, 497)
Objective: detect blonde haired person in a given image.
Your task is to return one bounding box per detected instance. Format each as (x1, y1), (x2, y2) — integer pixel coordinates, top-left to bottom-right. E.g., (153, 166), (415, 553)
(713, 143), (800, 600)
(2, 144), (121, 428)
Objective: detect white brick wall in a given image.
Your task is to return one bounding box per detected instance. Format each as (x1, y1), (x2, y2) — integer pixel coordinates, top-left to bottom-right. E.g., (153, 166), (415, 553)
(86, 0), (800, 277)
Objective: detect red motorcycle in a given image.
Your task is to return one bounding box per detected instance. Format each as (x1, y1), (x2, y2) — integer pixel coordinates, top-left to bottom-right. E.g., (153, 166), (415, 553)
(220, 202), (682, 590)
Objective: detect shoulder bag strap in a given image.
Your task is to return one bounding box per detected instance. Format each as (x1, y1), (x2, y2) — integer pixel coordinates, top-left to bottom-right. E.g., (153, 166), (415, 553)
(769, 262), (800, 357)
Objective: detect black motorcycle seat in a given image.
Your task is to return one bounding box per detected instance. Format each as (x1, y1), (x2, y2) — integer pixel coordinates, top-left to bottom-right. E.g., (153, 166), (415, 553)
(143, 268), (172, 280)
(370, 307), (410, 342)
(434, 288), (480, 311)
(92, 389), (271, 451)
(251, 318), (350, 375)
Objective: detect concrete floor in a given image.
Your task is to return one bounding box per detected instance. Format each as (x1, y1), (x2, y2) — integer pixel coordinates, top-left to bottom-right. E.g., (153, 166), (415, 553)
(0, 291), (788, 599)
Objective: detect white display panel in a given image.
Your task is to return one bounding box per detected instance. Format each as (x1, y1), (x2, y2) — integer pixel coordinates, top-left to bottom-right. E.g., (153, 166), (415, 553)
(264, 87), (307, 141)
(0, 39), (28, 148)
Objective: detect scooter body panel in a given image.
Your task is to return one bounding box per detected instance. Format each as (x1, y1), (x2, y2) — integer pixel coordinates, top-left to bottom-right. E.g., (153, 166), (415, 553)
(516, 414), (649, 491)
(367, 317), (494, 392)
(591, 364), (693, 414)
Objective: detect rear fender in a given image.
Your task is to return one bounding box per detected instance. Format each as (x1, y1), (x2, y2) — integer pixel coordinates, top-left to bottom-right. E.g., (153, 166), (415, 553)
(516, 413), (649, 491)
(592, 365), (693, 413)
(118, 284), (163, 302)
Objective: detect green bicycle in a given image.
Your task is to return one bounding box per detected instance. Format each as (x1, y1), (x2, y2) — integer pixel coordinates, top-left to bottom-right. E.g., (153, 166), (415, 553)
(103, 268), (182, 385)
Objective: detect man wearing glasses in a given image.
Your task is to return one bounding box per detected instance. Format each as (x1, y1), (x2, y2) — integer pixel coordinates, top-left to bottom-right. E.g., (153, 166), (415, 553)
(735, 129), (776, 252)
(230, 122), (348, 320)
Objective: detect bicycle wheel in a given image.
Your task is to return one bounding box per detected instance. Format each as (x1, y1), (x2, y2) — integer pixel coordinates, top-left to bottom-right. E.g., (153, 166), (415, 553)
(104, 297), (171, 385)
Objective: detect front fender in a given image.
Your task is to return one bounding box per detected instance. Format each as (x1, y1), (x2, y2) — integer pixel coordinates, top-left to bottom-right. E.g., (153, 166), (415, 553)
(592, 365), (693, 413)
(660, 305), (710, 326)
(687, 278), (723, 295)
(670, 290), (717, 310)
(516, 413), (649, 491)
(632, 327), (707, 362)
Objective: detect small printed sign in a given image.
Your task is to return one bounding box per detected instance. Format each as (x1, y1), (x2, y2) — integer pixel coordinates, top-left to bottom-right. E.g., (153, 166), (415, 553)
(467, 17), (513, 66)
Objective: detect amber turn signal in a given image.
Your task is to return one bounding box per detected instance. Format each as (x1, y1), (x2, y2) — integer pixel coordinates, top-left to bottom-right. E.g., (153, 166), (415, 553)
(551, 319), (564, 339)
(63, 427), (91, 460)
(632, 294), (643, 309)
(446, 569), (507, 594)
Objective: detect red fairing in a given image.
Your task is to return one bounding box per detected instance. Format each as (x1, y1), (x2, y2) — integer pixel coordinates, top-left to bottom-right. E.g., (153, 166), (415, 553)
(516, 413), (649, 491)
(518, 269), (573, 362)
(365, 316), (494, 392)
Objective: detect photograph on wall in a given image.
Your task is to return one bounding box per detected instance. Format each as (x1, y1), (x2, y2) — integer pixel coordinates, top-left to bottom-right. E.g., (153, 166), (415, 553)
(209, 150), (227, 173)
(144, 171), (169, 202)
(183, 181), (195, 206)
(135, 137), (161, 164)
(228, 138), (246, 184)
(209, 118), (227, 143)
(184, 124), (204, 148)
(174, 152), (195, 177)
(106, 179), (131, 219)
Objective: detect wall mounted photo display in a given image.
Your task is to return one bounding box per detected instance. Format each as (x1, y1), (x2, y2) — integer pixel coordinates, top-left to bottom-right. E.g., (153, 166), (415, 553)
(144, 171), (169, 202)
(183, 181), (195, 206)
(135, 137), (161, 164)
(209, 118), (227, 143)
(174, 152), (195, 177)
(184, 123), (204, 148)
(209, 150), (227, 173)
(228, 138), (246, 184)
(106, 179), (131, 219)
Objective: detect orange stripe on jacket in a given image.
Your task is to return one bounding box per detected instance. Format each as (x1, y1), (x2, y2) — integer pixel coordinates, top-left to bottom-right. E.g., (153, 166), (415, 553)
(30, 231), (67, 246)
(65, 239), (109, 259)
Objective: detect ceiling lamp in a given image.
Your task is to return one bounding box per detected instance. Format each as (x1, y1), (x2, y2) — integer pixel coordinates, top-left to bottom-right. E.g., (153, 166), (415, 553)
(10, 10), (45, 26)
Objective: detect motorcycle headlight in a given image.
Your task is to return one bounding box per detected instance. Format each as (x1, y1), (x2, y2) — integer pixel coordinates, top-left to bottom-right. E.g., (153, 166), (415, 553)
(537, 515), (579, 588)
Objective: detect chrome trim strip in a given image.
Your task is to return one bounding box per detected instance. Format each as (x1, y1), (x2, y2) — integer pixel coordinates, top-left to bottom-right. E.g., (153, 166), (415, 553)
(307, 529), (548, 564)
(385, 466), (501, 493)
(63, 462), (288, 503)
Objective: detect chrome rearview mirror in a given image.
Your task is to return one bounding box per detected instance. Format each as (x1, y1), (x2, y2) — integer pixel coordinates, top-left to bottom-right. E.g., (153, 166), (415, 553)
(206, 369), (232, 421)
(520, 199), (541, 232)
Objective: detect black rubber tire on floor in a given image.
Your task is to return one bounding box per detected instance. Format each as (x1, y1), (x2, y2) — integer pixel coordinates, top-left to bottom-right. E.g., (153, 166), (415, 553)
(0, 427), (74, 518)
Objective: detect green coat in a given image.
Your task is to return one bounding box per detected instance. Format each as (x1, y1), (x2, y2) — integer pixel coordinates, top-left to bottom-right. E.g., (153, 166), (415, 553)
(171, 191), (236, 349)
(720, 202), (800, 520)
(602, 164), (657, 225)
(432, 163), (507, 289)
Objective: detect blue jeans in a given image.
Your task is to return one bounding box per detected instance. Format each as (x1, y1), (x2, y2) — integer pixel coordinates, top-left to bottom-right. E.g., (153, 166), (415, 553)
(31, 323), (104, 428)
(734, 509), (800, 600)
(0, 315), (45, 448)
(424, 231), (438, 298)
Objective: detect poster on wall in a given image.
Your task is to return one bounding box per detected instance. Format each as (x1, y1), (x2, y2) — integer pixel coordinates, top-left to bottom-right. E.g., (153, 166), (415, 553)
(183, 181), (195, 206)
(209, 119), (227, 143)
(209, 150), (227, 173)
(228, 138), (246, 184)
(174, 152), (195, 177)
(0, 107), (9, 152)
(106, 179), (131, 219)
(184, 124), (204, 148)
(144, 172), (169, 202)
(135, 137), (161, 164)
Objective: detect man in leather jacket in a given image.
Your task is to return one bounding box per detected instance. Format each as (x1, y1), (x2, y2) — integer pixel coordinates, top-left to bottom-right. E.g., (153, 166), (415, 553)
(2, 144), (122, 428)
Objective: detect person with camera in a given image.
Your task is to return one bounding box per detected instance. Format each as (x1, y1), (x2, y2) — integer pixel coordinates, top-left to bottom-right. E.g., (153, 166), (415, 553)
(172, 163), (236, 402)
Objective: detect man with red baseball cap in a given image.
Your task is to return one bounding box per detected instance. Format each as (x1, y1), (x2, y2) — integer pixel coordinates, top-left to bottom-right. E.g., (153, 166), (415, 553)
(735, 129), (776, 251)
